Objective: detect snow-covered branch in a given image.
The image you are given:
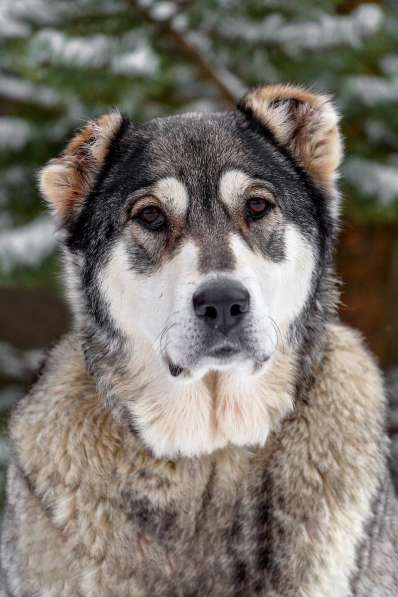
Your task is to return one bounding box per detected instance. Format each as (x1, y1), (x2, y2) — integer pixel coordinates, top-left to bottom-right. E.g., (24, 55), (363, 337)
(344, 75), (398, 105)
(131, 0), (245, 104)
(29, 29), (159, 76)
(0, 342), (44, 380)
(0, 0), (60, 39)
(214, 5), (383, 54)
(0, 75), (61, 107)
(0, 118), (32, 151)
(344, 158), (398, 206)
(0, 215), (56, 272)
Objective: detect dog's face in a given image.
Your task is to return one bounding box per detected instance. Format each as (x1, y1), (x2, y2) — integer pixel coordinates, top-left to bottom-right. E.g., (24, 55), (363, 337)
(92, 112), (323, 381)
(40, 85), (342, 456)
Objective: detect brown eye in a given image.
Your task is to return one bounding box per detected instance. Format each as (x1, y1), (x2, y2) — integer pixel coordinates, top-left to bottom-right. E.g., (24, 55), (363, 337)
(134, 206), (167, 231)
(245, 197), (273, 221)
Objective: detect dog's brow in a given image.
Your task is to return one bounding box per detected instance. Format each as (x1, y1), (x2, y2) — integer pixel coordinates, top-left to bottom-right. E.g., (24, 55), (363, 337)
(219, 170), (276, 210)
(152, 176), (189, 216)
(219, 170), (252, 209)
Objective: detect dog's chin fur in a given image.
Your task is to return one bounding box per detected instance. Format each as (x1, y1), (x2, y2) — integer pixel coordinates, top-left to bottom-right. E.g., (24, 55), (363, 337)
(83, 321), (296, 459)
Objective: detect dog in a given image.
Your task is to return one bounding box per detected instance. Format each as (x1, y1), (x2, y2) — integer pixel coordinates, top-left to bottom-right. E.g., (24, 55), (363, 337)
(1, 84), (397, 596)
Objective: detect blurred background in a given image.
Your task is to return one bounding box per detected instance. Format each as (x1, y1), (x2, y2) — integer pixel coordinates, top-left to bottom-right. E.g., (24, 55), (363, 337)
(1, 0), (398, 509)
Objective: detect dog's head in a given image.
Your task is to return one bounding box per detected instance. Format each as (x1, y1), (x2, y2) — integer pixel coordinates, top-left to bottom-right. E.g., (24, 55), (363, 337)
(40, 84), (342, 455)
(41, 84), (342, 380)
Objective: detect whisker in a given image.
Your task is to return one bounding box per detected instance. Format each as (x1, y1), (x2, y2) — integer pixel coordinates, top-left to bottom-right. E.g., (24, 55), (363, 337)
(159, 322), (178, 357)
(153, 309), (182, 345)
(155, 309), (184, 357)
(267, 316), (285, 353)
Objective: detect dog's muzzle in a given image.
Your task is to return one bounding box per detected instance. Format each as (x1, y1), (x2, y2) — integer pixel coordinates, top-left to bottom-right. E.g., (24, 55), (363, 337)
(167, 279), (253, 378)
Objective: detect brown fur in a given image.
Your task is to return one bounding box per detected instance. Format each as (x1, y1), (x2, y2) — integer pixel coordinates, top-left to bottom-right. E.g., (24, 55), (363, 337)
(39, 112), (122, 218)
(1, 324), (397, 595)
(239, 84), (343, 189)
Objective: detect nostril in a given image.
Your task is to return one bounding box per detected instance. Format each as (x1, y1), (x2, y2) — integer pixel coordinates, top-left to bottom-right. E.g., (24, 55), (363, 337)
(230, 303), (243, 317)
(204, 305), (218, 320)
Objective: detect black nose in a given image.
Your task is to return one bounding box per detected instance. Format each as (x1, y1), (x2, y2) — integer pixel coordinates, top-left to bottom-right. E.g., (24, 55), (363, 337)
(192, 280), (250, 336)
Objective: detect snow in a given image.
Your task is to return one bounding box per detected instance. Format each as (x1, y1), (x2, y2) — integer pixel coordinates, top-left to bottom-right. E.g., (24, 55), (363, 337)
(0, 0), (30, 38)
(277, 5), (382, 53)
(0, 118), (32, 151)
(0, 215), (56, 272)
(29, 29), (159, 76)
(150, 2), (176, 22)
(365, 120), (398, 145)
(0, 76), (61, 107)
(111, 44), (159, 76)
(218, 5), (383, 52)
(172, 13), (188, 33)
(0, 167), (31, 206)
(345, 75), (398, 105)
(30, 29), (112, 68)
(0, 14), (28, 39)
(180, 30), (245, 100)
(344, 158), (398, 205)
(0, 342), (44, 379)
(213, 66), (247, 100)
(381, 55), (398, 77)
(187, 31), (211, 53)
(0, 0), (59, 39)
(220, 13), (284, 44)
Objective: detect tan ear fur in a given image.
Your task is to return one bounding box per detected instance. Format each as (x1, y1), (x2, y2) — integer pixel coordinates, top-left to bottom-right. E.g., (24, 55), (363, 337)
(39, 112), (123, 219)
(239, 84), (343, 189)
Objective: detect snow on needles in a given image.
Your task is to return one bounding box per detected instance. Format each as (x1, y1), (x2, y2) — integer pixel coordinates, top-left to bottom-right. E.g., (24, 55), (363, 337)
(218, 5), (383, 53)
(0, 216), (56, 272)
(345, 76), (398, 105)
(344, 158), (398, 206)
(29, 29), (159, 75)
(0, 118), (32, 151)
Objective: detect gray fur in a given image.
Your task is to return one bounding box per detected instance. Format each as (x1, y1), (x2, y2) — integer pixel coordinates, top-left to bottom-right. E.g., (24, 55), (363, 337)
(1, 87), (397, 596)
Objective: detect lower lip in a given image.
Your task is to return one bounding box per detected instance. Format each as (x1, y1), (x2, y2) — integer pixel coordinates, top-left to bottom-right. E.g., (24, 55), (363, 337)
(207, 346), (240, 359)
(168, 362), (184, 377)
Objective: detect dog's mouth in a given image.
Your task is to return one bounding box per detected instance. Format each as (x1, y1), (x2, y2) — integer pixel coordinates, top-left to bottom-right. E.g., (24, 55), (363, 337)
(206, 344), (241, 359)
(168, 362), (184, 377)
(166, 343), (244, 378)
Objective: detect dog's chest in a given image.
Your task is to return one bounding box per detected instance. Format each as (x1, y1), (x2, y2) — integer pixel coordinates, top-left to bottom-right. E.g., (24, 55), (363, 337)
(71, 449), (286, 596)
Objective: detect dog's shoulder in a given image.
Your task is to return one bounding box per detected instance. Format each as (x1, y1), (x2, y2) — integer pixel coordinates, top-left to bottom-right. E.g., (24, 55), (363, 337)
(296, 321), (388, 472)
(10, 333), (93, 440)
(260, 323), (395, 596)
(8, 335), (126, 494)
(319, 321), (386, 415)
(325, 321), (383, 378)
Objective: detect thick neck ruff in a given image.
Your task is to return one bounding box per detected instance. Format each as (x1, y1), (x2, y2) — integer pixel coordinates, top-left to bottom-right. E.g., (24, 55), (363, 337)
(83, 325), (298, 459)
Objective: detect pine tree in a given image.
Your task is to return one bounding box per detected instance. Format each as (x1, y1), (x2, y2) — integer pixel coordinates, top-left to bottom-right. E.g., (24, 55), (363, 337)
(1, 0), (398, 284)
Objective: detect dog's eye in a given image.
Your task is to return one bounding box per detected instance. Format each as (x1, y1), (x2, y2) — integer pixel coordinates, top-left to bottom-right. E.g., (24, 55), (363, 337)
(134, 206), (167, 231)
(245, 197), (274, 221)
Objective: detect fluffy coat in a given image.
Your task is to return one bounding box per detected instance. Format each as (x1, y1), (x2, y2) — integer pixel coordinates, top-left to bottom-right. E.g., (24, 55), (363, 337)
(1, 324), (397, 596)
(1, 83), (397, 596)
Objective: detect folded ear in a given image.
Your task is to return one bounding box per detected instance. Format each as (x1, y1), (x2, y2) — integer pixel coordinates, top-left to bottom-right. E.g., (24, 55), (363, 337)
(238, 84), (343, 191)
(39, 112), (124, 220)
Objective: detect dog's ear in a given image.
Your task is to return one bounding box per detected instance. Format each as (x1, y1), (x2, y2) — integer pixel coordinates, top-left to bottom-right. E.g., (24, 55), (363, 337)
(238, 84), (343, 190)
(39, 112), (124, 220)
